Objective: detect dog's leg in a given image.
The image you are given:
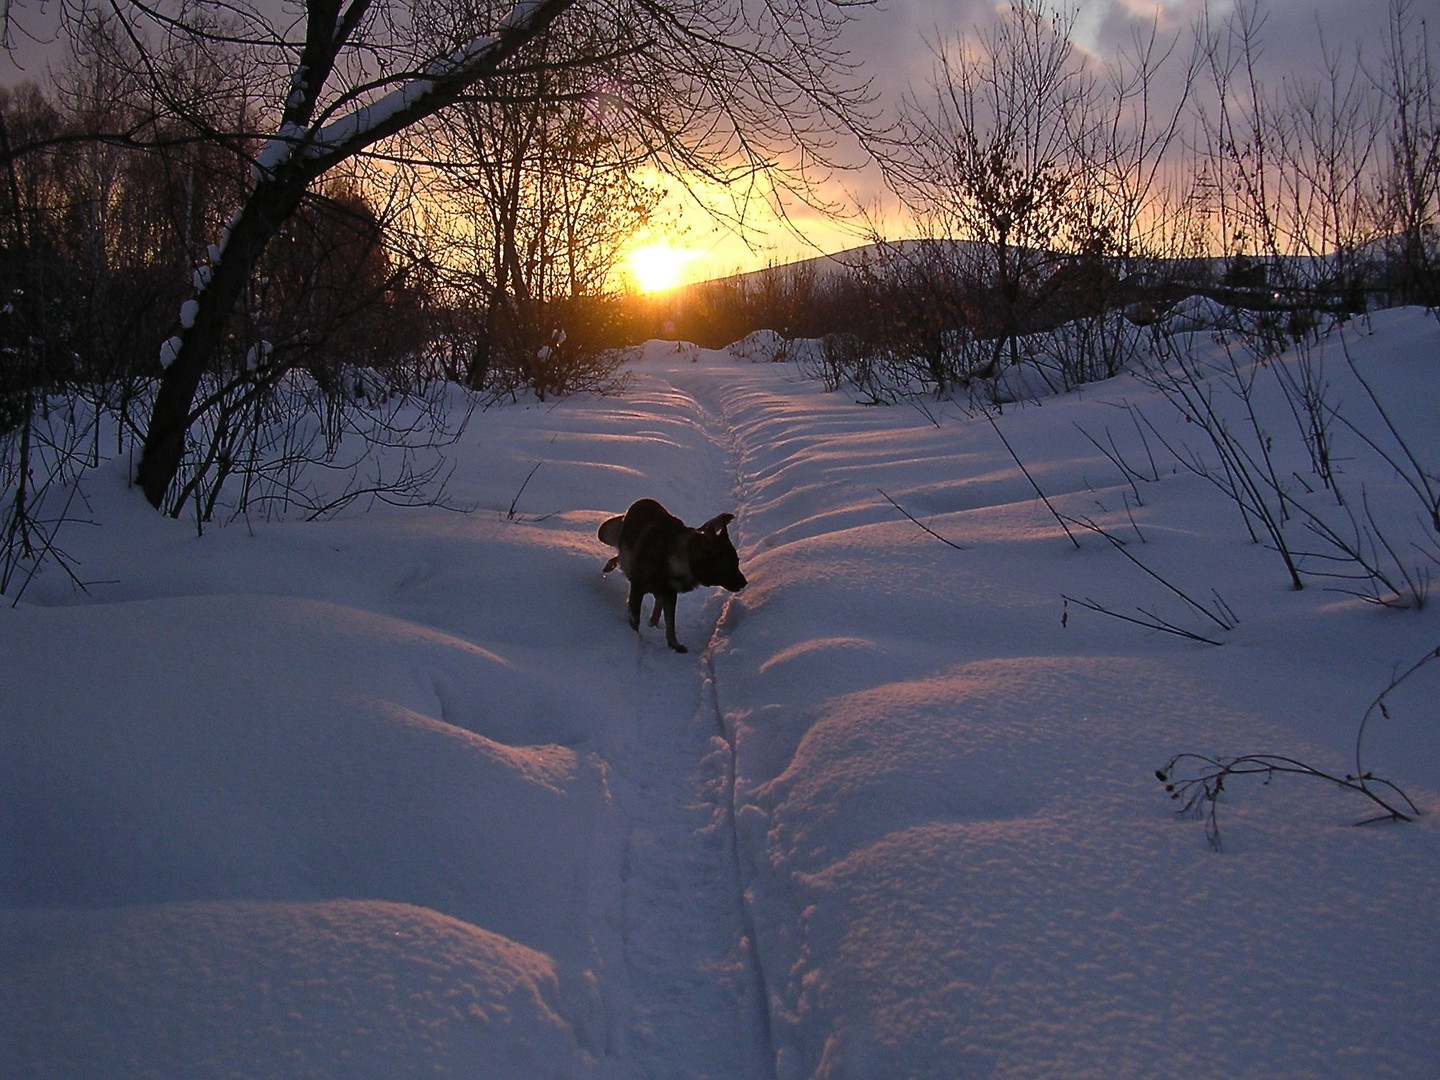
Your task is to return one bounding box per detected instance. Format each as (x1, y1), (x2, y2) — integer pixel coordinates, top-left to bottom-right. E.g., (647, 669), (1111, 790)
(648, 596), (663, 627)
(660, 592), (686, 653)
(626, 587), (644, 633)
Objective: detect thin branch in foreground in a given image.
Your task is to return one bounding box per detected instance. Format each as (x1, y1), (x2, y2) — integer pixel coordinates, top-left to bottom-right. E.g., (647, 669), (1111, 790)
(1065, 515), (1238, 633)
(877, 488), (967, 550)
(508, 462), (543, 520)
(1156, 752), (1418, 852)
(1062, 595), (1226, 646)
(985, 411), (1080, 549)
(1158, 643), (1436, 850)
(1335, 335), (1440, 536)
(1354, 644), (1440, 786)
(1073, 421), (1146, 506)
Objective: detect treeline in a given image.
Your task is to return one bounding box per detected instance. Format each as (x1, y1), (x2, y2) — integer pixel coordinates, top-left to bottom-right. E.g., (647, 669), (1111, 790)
(0, 15), (655, 414)
(5, 1), (1435, 412)
(0, 80), (429, 411)
(1, 0), (1437, 565)
(628, 0), (1438, 396)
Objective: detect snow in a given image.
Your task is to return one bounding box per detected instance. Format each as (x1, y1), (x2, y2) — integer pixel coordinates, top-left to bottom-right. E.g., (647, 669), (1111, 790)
(3, 901), (577, 1077)
(4, 309), (1440, 1077)
(286, 66), (310, 113)
(244, 3), (545, 184)
(499, 1), (546, 32)
(301, 23), (517, 161)
(252, 122), (306, 180)
(308, 82), (439, 160)
(158, 334), (182, 369)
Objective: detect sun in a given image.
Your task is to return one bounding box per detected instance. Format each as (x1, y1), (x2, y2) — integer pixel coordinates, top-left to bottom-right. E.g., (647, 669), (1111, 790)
(626, 242), (697, 293)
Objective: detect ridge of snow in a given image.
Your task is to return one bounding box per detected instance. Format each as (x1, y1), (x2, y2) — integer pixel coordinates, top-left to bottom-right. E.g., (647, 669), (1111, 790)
(6, 309), (1439, 1077)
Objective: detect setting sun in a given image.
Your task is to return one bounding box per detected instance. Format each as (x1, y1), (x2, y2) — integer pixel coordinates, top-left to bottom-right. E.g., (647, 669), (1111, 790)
(626, 242), (698, 293)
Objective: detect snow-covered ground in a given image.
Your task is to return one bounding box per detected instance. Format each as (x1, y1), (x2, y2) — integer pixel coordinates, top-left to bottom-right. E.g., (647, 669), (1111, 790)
(4, 310), (1439, 1078)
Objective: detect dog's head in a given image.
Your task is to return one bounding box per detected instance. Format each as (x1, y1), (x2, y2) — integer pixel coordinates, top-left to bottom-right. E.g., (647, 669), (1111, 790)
(694, 513), (748, 592)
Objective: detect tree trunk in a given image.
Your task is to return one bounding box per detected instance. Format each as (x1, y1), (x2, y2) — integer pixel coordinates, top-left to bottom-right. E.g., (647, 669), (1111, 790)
(137, 179), (307, 510)
(133, 0), (577, 511)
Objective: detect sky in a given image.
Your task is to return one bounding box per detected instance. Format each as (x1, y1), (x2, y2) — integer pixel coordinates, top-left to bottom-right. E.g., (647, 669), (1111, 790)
(634, 0), (1408, 283)
(2, 0), (1412, 285)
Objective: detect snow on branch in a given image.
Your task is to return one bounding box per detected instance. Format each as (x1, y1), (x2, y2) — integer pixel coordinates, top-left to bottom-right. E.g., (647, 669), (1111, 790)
(255, 0), (572, 179)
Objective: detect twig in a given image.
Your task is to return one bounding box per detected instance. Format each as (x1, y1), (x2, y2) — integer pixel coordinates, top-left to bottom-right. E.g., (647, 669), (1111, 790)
(985, 411), (1080, 548)
(507, 461), (542, 520)
(1157, 751), (1418, 852)
(877, 488), (966, 550)
(1065, 515), (1237, 632)
(1073, 421), (1145, 505)
(1336, 335), (1440, 535)
(1062, 594), (1226, 646)
(1122, 491), (1146, 543)
(1124, 401), (1162, 482)
(1354, 643), (1440, 788)
(1158, 644), (1435, 850)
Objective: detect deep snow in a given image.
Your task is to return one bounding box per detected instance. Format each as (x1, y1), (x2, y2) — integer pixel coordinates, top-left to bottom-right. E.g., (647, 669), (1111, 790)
(3, 310), (1439, 1078)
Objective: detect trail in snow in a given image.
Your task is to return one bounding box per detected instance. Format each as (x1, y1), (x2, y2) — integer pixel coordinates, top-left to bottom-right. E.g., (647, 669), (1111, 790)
(594, 357), (774, 1079)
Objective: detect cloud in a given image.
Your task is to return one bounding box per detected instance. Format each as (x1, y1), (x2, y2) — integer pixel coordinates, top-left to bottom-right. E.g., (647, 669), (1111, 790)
(845, 0), (1403, 98)
(837, 0), (994, 106)
(1085, 0), (1399, 79)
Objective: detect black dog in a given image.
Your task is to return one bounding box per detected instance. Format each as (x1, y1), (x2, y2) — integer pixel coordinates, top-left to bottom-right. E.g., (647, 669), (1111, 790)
(598, 498), (747, 653)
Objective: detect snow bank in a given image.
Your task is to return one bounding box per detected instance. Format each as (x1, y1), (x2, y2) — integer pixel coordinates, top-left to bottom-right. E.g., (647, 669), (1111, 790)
(4, 310), (1439, 1077)
(1, 591), (618, 1074)
(673, 320), (1440, 1077)
(1, 901), (581, 1079)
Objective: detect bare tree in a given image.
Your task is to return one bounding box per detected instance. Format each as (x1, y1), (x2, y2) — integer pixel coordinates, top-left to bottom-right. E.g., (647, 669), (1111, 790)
(1373, 0), (1440, 306)
(876, 2), (1197, 394)
(130, 0), (571, 511)
(83, 0), (872, 512)
(886, 1), (1089, 379)
(2, 19), (265, 590)
(422, 29), (661, 397)
(1189, 1), (1284, 291)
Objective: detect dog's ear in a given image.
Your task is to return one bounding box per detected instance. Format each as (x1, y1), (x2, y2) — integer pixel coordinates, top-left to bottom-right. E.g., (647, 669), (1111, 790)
(700, 512), (735, 536)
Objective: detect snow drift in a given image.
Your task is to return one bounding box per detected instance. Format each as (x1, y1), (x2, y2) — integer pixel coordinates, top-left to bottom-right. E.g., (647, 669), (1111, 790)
(4, 311), (1439, 1078)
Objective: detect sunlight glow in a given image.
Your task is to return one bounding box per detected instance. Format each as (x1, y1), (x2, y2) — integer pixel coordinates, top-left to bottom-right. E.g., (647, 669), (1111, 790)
(626, 242), (699, 293)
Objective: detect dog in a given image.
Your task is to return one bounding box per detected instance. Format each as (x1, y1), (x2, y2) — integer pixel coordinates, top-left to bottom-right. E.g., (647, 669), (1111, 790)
(598, 498), (747, 653)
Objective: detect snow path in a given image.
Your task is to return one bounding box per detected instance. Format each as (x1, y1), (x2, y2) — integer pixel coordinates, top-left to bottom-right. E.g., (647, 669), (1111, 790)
(594, 349), (776, 1079)
(601, 641), (774, 1078)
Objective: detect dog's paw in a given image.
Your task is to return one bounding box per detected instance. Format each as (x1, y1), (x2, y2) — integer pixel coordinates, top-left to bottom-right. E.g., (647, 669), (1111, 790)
(670, 643), (689, 654)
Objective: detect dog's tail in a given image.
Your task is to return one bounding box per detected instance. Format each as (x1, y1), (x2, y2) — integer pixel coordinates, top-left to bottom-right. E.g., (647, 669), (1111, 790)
(597, 514), (624, 548)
